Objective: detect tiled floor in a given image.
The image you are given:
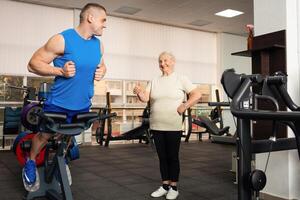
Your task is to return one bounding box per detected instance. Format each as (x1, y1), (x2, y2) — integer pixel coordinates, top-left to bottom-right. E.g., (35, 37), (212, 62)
(0, 141), (236, 200)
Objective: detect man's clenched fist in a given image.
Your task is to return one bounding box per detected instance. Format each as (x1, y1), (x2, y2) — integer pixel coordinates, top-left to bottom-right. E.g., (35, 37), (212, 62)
(62, 61), (76, 78)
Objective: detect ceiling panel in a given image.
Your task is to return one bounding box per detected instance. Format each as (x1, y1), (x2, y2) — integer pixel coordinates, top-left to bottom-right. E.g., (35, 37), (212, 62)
(13, 0), (253, 35)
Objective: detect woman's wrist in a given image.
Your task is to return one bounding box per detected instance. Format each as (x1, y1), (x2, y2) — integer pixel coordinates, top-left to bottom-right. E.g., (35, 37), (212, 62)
(182, 103), (189, 110)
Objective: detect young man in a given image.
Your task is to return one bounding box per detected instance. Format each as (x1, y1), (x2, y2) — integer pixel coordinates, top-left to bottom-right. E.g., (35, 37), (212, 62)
(23, 3), (107, 190)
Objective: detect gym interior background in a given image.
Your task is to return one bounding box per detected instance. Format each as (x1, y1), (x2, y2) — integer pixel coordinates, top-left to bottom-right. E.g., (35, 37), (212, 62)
(0, 0), (300, 199)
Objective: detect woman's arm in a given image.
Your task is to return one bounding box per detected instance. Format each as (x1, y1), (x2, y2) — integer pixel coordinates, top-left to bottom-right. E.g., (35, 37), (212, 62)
(177, 87), (201, 114)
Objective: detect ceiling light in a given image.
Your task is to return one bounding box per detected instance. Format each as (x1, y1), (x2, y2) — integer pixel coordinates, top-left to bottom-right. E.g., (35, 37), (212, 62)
(114, 6), (141, 15)
(215, 9), (243, 18)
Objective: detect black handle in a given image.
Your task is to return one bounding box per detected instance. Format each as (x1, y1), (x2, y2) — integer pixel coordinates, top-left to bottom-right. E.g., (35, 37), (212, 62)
(230, 77), (300, 120)
(208, 102), (230, 107)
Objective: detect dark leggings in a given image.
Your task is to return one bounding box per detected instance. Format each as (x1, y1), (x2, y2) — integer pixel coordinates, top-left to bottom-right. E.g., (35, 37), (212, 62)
(152, 130), (182, 182)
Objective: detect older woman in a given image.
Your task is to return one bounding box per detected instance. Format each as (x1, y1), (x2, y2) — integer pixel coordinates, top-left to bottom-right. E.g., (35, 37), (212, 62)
(133, 52), (201, 200)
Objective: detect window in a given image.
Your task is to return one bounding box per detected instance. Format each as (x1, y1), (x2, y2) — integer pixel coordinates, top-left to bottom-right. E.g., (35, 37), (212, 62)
(27, 76), (54, 91)
(0, 75), (24, 102)
(93, 79), (123, 106)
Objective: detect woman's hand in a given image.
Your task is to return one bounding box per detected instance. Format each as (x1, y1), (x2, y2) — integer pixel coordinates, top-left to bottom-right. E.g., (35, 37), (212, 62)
(177, 103), (188, 115)
(134, 83), (150, 102)
(133, 83), (143, 95)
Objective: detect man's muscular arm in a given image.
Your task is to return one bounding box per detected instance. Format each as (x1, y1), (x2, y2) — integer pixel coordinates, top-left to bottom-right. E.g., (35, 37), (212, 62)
(28, 34), (69, 77)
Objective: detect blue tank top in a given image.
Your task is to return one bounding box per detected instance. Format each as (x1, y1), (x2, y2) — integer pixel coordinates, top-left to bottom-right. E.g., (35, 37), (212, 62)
(46, 29), (101, 110)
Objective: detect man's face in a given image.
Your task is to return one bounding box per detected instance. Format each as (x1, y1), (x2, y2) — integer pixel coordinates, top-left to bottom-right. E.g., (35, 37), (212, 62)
(91, 10), (107, 36)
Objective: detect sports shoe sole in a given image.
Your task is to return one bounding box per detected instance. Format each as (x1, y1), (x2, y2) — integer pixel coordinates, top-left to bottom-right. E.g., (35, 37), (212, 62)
(22, 168), (40, 192)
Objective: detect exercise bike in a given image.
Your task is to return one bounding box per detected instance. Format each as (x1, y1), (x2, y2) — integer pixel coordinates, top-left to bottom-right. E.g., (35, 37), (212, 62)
(13, 84), (116, 200)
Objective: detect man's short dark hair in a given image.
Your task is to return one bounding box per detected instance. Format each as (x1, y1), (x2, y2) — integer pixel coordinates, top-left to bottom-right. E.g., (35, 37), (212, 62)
(80, 3), (106, 23)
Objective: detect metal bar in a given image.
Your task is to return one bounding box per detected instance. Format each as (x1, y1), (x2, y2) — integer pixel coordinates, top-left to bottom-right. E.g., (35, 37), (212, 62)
(237, 118), (252, 200)
(57, 142), (73, 200)
(252, 138), (297, 154)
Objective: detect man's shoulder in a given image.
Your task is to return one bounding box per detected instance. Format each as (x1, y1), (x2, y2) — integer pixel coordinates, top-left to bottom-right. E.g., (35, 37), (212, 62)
(60, 28), (74, 36)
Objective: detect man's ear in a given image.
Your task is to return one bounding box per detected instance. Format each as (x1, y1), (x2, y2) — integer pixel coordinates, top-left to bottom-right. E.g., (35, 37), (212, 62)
(87, 13), (93, 23)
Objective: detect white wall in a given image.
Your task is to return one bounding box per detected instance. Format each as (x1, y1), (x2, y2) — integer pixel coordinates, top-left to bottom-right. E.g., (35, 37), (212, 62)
(256, 151), (291, 198)
(216, 33), (251, 134)
(254, 0), (300, 199)
(102, 16), (217, 83)
(217, 33), (251, 83)
(253, 0), (286, 36)
(0, 0), (73, 76)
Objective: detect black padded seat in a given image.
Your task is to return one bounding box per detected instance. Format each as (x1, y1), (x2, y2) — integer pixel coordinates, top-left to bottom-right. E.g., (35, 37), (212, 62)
(192, 117), (230, 136)
(74, 112), (98, 122)
(43, 112), (67, 121)
(41, 112), (87, 136)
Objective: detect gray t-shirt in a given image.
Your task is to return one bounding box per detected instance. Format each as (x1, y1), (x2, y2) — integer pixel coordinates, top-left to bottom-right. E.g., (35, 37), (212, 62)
(146, 72), (196, 131)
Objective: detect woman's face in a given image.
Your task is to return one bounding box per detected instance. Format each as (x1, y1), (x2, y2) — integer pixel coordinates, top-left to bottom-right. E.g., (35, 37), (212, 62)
(158, 54), (174, 75)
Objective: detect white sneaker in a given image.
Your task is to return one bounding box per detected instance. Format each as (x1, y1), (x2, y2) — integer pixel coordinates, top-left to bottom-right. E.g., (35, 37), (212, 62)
(150, 186), (168, 198)
(166, 187), (179, 200)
